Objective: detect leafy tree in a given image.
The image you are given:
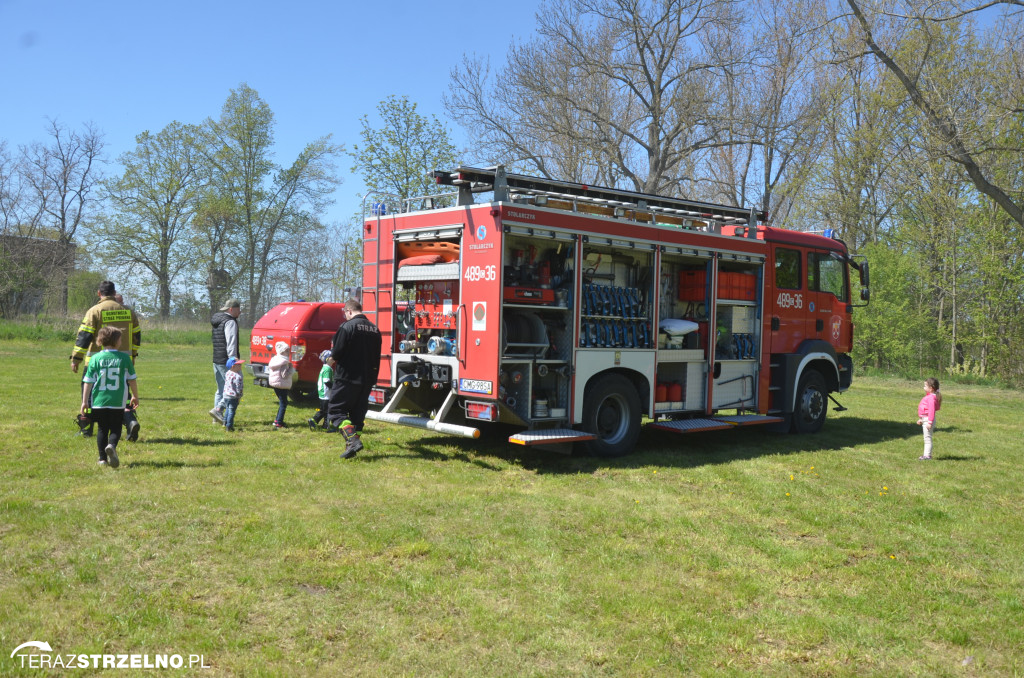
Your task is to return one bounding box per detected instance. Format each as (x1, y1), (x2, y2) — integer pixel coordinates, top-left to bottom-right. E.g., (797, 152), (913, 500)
(191, 194), (244, 314)
(350, 95), (458, 209)
(203, 84), (341, 319)
(97, 121), (204, 318)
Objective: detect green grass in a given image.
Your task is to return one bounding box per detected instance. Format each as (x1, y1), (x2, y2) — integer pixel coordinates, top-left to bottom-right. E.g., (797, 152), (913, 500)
(1, 340), (1023, 676)
(0, 317), (213, 345)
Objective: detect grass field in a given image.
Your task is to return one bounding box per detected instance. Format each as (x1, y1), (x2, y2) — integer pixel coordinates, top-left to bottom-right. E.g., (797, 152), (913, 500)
(1, 339), (1022, 676)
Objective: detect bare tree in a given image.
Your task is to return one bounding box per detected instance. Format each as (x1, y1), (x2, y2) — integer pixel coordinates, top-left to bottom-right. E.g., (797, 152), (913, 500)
(0, 141), (20, 233)
(701, 0), (830, 218)
(842, 0), (1024, 227)
(446, 0), (750, 194)
(17, 120), (104, 312)
(19, 120), (105, 245)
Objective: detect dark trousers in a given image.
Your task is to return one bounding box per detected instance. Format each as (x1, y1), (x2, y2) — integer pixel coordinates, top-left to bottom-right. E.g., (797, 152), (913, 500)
(312, 398), (329, 425)
(327, 380), (371, 431)
(273, 388), (289, 424)
(93, 408), (124, 459)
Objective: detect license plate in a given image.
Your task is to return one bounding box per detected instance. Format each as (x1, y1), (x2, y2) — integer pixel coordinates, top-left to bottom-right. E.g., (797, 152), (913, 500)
(459, 378), (493, 395)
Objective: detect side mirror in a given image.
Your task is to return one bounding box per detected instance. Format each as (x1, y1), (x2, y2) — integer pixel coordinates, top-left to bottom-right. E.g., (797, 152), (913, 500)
(859, 260), (870, 301)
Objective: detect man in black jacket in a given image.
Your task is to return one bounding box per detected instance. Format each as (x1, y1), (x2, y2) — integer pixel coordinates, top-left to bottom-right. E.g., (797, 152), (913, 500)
(210, 298), (241, 423)
(328, 299), (382, 459)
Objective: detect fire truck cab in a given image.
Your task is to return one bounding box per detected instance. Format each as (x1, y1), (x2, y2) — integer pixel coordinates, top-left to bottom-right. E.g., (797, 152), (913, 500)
(362, 166), (868, 456)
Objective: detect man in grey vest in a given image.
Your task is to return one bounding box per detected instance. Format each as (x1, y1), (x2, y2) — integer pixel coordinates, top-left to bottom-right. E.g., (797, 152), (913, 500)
(210, 298), (241, 422)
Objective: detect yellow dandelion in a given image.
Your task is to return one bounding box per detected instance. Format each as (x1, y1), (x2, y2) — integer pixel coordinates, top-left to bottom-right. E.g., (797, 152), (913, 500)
(890, 555), (896, 559)
(790, 474), (794, 480)
(786, 492), (790, 496)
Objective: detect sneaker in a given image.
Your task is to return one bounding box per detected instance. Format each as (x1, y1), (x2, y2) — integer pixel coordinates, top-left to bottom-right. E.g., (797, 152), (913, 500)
(210, 407), (225, 423)
(105, 444), (119, 469)
(126, 419), (140, 442)
(307, 418), (316, 431)
(97, 459), (107, 466)
(918, 455), (932, 460)
(225, 426), (235, 432)
(340, 436), (363, 459)
(272, 421), (284, 429)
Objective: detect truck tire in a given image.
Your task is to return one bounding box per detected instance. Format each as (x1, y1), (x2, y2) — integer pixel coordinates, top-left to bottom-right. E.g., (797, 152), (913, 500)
(581, 374), (642, 457)
(791, 369), (827, 434)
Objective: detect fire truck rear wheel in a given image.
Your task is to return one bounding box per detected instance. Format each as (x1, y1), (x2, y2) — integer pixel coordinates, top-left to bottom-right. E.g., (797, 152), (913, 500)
(581, 374), (641, 457)
(792, 369), (827, 434)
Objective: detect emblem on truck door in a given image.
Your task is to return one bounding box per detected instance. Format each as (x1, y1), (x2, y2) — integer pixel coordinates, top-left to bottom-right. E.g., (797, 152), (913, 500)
(472, 302), (487, 331)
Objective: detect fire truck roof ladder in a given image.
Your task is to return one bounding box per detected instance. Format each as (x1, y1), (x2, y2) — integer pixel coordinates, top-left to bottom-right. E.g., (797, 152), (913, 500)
(433, 165), (765, 235)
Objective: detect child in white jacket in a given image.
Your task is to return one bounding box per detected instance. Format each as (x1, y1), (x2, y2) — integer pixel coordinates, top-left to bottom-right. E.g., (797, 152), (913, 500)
(268, 341), (295, 428)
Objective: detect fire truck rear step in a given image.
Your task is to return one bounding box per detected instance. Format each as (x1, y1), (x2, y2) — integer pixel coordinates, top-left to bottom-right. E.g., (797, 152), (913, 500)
(509, 429), (597, 446)
(649, 415), (783, 434)
(367, 384), (481, 439)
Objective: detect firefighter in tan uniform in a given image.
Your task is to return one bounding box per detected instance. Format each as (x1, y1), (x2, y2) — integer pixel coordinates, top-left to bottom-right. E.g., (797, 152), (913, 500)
(71, 281), (142, 440)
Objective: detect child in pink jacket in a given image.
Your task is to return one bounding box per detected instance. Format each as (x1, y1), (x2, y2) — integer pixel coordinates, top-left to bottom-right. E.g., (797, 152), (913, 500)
(916, 377), (941, 460)
(268, 341), (295, 428)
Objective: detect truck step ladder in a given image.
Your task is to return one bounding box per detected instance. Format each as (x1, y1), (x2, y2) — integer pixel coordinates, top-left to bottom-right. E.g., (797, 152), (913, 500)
(649, 414), (784, 434)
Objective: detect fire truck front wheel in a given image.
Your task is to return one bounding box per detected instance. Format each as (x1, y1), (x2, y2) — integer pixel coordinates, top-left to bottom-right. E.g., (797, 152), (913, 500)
(792, 369), (827, 434)
(581, 374), (642, 457)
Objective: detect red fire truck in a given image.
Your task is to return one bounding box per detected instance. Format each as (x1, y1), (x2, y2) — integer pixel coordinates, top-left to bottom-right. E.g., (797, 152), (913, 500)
(362, 166), (869, 456)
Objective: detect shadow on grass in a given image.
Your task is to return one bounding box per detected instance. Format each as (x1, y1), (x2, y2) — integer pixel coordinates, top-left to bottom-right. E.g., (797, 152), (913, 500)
(363, 416), (945, 474)
(333, 430), (505, 471)
(933, 455), (984, 462)
(144, 437), (233, 447)
(126, 459), (225, 469)
(144, 396), (188, 402)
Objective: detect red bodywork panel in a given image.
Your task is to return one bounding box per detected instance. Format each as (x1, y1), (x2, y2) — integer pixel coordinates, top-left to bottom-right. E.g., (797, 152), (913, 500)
(249, 302), (345, 390)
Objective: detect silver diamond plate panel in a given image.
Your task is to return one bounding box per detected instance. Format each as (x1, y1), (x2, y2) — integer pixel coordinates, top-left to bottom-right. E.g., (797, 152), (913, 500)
(648, 418), (734, 433)
(509, 429), (596, 445)
(713, 415), (784, 426)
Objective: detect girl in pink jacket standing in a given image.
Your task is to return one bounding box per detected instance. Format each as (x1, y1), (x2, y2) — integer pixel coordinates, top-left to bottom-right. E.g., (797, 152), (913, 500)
(268, 341), (295, 428)
(916, 377), (941, 460)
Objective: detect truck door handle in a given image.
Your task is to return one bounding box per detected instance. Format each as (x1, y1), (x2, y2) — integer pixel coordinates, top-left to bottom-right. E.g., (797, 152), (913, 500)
(816, 319), (824, 332)
(771, 317), (780, 331)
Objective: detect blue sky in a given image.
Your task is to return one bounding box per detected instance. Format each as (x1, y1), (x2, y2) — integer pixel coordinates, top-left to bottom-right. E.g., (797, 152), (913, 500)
(0, 0), (541, 225)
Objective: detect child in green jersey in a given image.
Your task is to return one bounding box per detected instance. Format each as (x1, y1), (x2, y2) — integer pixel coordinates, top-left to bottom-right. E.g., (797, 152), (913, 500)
(308, 350), (335, 431)
(81, 326), (139, 468)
